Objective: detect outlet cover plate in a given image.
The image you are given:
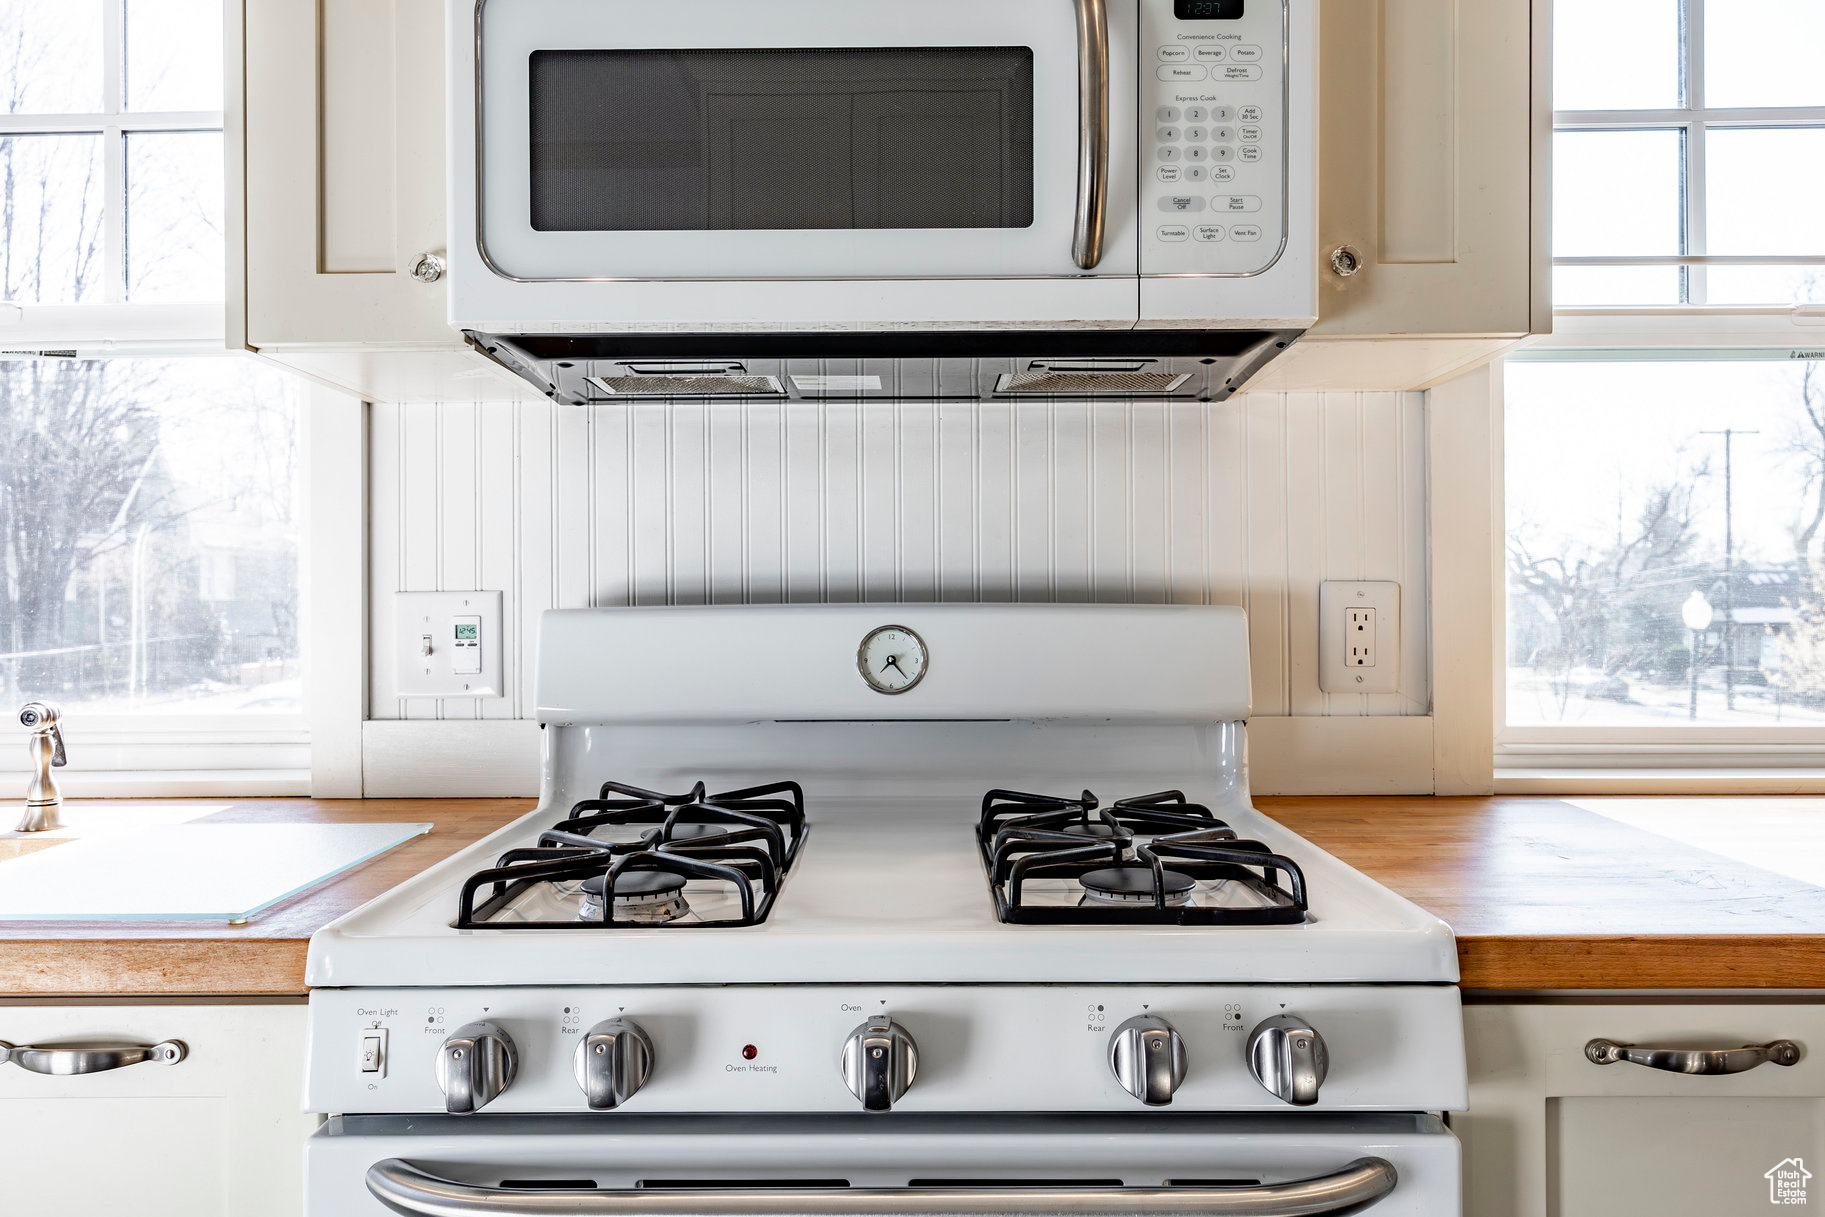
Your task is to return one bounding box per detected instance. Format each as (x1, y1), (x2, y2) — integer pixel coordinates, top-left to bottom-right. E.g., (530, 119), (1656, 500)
(394, 591), (504, 698)
(1318, 580), (1401, 694)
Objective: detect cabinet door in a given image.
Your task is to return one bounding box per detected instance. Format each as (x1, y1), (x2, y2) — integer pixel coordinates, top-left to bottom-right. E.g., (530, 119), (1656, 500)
(240, 0), (452, 349)
(1313, 0), (1548, 340)
(0, 1003), (315, 1217)
(1459, 1002), (1825, 1217)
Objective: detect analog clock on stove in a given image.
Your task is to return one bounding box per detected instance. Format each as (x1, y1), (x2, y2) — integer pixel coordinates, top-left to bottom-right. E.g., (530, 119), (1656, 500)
(856, 625), (928, 694)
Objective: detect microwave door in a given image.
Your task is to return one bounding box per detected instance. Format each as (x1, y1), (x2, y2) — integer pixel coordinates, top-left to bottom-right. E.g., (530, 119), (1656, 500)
(472, 0), (1139, 284)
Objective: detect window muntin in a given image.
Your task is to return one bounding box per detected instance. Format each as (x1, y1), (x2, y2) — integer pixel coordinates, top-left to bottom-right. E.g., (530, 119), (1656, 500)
(1505, 357), (1825, 728)
(0, 0), (224, 309)
(1552, 0), (1825, 309)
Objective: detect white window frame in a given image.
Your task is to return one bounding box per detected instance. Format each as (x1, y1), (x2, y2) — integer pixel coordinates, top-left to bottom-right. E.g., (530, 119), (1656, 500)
(0, 6), (370, 796)
(0, 0), (225, 347)
(1493, 0), (1825, 790)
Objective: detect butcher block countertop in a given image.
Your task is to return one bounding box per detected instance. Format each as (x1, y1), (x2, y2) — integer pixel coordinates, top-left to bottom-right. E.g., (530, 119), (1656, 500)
(1, 796), (1822, 997)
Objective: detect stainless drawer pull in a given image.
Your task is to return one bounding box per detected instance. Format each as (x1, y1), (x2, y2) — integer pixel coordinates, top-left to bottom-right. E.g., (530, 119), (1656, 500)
(367, 1157), (1398, 1217)
(0, 1039), (186, 1075)
(1586, 1038), (1801, 1075)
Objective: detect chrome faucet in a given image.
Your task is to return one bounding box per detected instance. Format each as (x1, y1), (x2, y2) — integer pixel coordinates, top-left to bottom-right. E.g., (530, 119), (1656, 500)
(16, 702), (66, 833)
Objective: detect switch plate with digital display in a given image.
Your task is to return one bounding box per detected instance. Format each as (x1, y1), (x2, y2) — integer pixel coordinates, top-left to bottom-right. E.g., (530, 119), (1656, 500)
(394, 591), (504, 698)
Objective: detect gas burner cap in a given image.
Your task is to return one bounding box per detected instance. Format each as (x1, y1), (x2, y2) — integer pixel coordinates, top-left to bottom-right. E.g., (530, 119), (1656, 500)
(579, 870), (692, 924)
(660, 822), (733, 842)
(1059, 822), (1124, 839)
(1078, 865), (1197, 908)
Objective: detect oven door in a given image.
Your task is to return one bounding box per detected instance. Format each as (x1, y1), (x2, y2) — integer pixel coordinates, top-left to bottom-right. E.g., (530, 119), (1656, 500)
(308, 1114), (1459, 1216)
(465, 0), (1138, 284)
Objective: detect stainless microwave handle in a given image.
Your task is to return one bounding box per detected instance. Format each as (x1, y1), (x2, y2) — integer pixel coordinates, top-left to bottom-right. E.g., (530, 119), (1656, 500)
(366, 1159), (1397, 1217)
(1072, 0), (1110, 270)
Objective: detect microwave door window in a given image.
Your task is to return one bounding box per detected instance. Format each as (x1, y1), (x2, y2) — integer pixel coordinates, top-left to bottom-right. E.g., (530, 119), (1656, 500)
(527, 48), (1034, 234)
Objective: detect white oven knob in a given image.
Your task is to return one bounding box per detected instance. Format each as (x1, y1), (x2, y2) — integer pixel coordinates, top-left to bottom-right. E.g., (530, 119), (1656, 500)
(840, 1015), (917, 1112)
(1109, 1015), (1188, 1106)
(1247, 1013), (1329, 1106)
(572, 1018), (654, 1110)
(435, 1021), (518, 1114)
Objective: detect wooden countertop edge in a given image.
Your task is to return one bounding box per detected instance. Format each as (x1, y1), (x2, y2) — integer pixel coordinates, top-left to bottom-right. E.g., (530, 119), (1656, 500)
(1456, 934), (1825, 991)
(7, 933), (1825, 998)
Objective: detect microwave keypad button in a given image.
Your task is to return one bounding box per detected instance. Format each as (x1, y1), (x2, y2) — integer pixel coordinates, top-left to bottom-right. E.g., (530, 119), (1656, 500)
(1156, 225), (1191, 243)
(1157, 145), (1181, 162)
(1185, 165), (1208, 182)
(1209, 106), (1234, 123)
(1239, 105), (1263, 123)
(1157, 126), (1181, 142)
(1193, 46), (1227, 62)
(1238, 145), (1262, 162)
(1158, 45), (1190, 62)
(1184, 146), (1208, 162)
(1210, 126), (1235, 143)
(1230, 224), (1263, 242)
(1209, 145), (1234, 162)
(1193, 224), (1226, 243)
(1184, 126), (1207, 142)
(1220, 64), (1262, 82)
(1184, 106), (1208, 123)
(1156, 105), (1181, 123)
(1157, 64), (1207, 81)
(1216, 195), (1262, 213)
(1157, 165), (1183, 183)
(1211, 164), (1235, 181)
(1159, 195), (1206, 214)
(1231, 45), (1263, 62)
(1239, 126), (1262, 143)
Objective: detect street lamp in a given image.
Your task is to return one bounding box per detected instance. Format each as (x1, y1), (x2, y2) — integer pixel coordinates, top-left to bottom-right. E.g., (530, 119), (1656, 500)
(1681, 590), (1714, 721)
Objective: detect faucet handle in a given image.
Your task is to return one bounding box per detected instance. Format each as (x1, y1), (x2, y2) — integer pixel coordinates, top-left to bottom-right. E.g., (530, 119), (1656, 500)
(20, 703), (64, 767)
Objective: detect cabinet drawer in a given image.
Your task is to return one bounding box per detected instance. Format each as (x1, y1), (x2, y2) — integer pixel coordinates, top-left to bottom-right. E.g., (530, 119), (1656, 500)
(1461, 1002), (1825, 1217)
(0, 1003), (314, 1217)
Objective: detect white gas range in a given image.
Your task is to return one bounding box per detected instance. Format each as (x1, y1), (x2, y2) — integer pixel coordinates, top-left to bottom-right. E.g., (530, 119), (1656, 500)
(304, 604), (1466, 1216)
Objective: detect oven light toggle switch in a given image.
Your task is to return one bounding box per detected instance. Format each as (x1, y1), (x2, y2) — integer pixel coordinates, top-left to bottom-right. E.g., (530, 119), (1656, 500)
(359, 1027), (388, 1077)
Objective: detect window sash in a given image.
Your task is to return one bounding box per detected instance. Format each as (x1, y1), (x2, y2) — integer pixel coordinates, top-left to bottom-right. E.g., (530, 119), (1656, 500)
(1552, 0), (1825, 311)
(1, 0), (225, 338)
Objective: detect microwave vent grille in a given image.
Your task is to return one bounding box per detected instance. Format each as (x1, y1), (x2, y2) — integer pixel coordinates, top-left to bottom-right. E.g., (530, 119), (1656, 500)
(994, 370), (1192, 396)
(587, 374), (786, 399)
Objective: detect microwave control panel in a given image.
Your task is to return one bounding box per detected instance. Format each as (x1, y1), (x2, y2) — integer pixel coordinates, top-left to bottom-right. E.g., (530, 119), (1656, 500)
(1140, 0), (1288, 277)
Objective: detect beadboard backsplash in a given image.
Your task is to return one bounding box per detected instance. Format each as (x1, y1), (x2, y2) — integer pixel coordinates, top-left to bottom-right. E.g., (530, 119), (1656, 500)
(370, 394), (1429, 721)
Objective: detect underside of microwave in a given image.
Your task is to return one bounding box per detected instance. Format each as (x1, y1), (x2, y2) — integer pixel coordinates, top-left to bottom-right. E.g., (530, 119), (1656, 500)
(466, 330), (1302, 405)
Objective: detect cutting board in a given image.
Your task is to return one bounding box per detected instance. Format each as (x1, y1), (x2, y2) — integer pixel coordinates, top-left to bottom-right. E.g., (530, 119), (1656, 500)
(0, 822), (431, 922)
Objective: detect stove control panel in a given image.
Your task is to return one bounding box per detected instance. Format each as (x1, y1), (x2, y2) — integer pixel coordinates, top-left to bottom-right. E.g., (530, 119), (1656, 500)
(307, 985), (1464, 1116)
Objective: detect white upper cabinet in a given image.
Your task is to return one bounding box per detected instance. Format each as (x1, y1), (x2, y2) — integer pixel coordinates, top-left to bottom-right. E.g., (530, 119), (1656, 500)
(232, 0), (1548, 396)
(1252, 0), (1551, 390)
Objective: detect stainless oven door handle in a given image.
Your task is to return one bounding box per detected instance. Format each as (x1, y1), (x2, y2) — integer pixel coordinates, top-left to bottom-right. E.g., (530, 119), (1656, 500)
(366, 1158), (1398, 1217)
(1071, 0), (1110, 270)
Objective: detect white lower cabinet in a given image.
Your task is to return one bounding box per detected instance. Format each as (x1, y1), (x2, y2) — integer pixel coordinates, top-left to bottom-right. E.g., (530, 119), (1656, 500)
(0, 1003), (316, 1217)
(1458, 1002), (1825, 1216)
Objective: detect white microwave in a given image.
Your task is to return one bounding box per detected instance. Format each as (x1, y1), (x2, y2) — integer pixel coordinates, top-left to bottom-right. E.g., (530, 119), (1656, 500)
(450, 0), (1317, 401)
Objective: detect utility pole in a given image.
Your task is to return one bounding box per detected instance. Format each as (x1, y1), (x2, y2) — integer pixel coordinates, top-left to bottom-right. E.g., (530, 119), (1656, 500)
(1700, 429), (1760, 711)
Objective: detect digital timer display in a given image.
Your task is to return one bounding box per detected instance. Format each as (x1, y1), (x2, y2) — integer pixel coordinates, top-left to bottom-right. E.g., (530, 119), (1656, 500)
(1174, 0), (1244, 17)
(455, 623), (479, 641)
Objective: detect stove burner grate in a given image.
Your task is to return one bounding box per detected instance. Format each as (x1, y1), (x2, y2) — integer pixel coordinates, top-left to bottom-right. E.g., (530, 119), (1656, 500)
(976, 788), (1308, 926)
(454, 779), (806, 929)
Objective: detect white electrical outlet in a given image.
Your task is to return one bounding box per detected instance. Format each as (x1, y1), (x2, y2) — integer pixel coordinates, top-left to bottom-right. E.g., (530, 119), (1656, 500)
(1319, 581), (1401, 694)
(394, 591), (504, 698)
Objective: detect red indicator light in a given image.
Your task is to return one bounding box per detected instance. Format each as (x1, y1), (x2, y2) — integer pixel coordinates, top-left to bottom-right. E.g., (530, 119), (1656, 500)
(741, 1044), (759, 1060)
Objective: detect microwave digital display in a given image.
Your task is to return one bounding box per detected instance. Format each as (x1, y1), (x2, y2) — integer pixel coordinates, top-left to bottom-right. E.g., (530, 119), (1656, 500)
(1174, 0), (1244, 17)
